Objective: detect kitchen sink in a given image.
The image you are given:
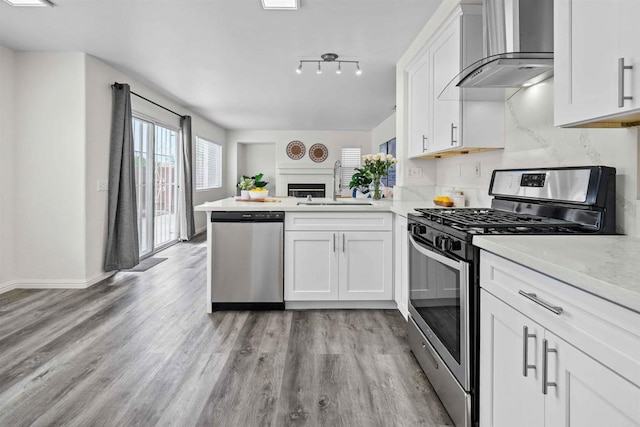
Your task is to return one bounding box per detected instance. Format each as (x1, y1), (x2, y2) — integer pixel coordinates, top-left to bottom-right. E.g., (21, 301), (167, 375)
(297, 201), (373, 206)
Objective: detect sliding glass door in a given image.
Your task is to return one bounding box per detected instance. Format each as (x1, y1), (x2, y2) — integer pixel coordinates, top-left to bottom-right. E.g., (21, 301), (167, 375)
(132, 116), (180, 257)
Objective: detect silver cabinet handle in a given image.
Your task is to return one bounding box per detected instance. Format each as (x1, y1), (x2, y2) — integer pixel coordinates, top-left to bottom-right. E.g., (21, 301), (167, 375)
(522, 326), (537, 377)
(422, 135), (428, 152)
(450, 123), (458, 145)
(518, 291), (563, 315)
(542, 339), (557, 395)
(342, 233), (345, 253)
(618, 57), (633, 108)
(333, 233), (336, 253)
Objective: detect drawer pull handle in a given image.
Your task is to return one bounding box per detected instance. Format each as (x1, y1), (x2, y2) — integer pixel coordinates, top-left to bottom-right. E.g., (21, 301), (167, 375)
(522, 326), (537, 377)
(542, 339), (558, 395)
(422, 135), (428, 152)
(518, 291), (563, 315)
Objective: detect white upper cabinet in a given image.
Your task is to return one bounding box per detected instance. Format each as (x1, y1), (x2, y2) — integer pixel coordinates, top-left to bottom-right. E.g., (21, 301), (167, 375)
(555, 0), (640, 127)
(431, 18), (463, 153)
(407, 48), (432, 158)
(406, 5), (505, 159)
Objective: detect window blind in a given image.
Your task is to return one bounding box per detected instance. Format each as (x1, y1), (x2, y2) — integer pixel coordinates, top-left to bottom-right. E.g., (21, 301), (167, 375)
(341, 146), (362, 189)
(196, 137), (222, 190)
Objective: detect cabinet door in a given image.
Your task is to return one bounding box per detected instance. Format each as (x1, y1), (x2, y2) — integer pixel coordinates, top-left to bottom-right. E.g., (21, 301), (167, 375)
(407, 50), (431, 158)
(554, 0), (640, 126)
(339, 231), (393, 301)
(544, 330), (640, 427)
(394, 215), (409, 318)
(285, 231), (339, 301)
(480, 290), (545, 427)
(431, 17), (462, 151)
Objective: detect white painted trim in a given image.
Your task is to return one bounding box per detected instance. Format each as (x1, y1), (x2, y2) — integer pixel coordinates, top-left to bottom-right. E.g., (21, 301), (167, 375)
(0, 280), (18, 295)
(285, 300), (397, 310)
(195, 225), (207, 236)
(10, 271), (115, 290)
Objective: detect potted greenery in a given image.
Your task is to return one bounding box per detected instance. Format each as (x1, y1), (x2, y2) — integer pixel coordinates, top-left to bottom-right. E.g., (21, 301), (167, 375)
(238, 176), (255, 200)
(238, 173), (269, 200)
(349, 167), (372, 197)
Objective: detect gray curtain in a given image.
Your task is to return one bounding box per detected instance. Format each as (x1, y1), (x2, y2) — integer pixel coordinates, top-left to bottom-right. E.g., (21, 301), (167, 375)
(104, 83), (139, 271)
(181, 115), (196, 240)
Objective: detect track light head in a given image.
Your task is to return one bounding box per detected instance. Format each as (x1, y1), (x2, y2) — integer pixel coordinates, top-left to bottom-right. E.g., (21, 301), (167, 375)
(336, 62), (342, 74)
(356, 63), (362, 75)
(316, 62), (322, 74)
(296, 63), (302, 74)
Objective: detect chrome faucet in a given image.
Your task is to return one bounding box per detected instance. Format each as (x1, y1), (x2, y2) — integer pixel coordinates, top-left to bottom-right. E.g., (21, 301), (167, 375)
(333, 160), (341, 201)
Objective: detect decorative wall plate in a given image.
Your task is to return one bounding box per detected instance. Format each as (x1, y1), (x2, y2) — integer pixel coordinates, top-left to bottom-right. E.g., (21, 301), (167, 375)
(286, 140), (305, 160)
(309, 143), (328, 163)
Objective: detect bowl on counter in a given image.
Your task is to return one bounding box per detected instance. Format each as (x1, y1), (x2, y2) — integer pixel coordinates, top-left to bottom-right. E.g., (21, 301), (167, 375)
(249, 188), (269, 200)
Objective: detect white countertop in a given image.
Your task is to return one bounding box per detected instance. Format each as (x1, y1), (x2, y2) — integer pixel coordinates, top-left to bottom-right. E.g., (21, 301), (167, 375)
(473, 235), (640, 314)
(194, 197), (426, 216)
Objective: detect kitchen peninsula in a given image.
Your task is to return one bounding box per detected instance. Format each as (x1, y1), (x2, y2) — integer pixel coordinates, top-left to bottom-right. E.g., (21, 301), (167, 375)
(195, 197), (423, 314)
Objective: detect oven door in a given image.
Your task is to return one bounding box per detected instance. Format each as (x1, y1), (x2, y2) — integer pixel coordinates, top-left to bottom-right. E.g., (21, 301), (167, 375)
(408, 234), (469, 389)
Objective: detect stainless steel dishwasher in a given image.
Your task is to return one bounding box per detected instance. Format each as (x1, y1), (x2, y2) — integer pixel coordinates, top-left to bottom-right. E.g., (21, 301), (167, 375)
(210, 211), (284, 311)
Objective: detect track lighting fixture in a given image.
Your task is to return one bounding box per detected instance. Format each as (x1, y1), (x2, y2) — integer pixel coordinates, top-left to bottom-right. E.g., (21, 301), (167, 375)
(295, 53), (362, 76)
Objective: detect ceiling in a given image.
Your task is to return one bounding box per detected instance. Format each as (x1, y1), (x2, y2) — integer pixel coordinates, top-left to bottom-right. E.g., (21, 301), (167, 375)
(0, 0), (442, 131)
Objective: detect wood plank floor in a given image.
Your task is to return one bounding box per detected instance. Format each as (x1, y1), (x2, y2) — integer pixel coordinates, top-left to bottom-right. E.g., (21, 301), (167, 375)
(0, 234), (452, 426)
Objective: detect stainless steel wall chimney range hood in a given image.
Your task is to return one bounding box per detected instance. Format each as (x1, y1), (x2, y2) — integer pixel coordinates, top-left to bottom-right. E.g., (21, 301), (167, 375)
(454, 0), (554, 89)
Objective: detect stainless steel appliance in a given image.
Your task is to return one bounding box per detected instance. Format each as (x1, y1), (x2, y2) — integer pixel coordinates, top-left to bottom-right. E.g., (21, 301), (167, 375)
(407, 166), (616, 427)
(210, 211), (284, 311)
(454, 0), (554, 89)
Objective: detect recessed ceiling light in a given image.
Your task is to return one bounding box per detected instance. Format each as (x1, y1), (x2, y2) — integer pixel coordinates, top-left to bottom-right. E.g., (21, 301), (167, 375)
(3, 0), (53, 6)
(261, 0), (298, 10)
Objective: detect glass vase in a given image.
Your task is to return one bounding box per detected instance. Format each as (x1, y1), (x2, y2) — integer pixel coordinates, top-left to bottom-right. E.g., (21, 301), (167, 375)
(370, 174), (382, 200)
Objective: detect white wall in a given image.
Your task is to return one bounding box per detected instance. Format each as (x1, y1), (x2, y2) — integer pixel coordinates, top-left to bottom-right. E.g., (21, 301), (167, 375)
(0, 47), (226, 291)
(225, 130), (371, 196)
(371, 113), (396, 153)
(237, 143), (277, 195)
(0, 45), (15, 290)
(14, 53), (88, 283)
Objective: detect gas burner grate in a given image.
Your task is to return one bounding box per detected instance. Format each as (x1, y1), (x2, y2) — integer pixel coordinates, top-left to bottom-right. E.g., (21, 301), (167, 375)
(414, 208), (582, 229)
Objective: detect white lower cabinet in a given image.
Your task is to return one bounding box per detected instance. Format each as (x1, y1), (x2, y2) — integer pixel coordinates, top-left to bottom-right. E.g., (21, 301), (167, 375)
(480, 251), (640, 427)
(285, 231), (339, 301)
(285, 212), (393, 302)
(544, 330), (640, 427)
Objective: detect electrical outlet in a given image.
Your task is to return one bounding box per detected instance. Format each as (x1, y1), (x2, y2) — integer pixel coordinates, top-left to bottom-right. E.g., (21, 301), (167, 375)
(407, 167), (423, 179)
(474, 163), (481, 178)
(97, 180), (108, 192)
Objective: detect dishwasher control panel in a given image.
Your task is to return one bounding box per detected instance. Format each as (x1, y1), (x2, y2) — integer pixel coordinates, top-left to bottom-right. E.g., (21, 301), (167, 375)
(211, 211), (285, 222)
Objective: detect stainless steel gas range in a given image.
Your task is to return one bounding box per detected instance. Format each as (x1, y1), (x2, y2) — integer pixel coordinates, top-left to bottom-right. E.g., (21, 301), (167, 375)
(406, 166), (617, 427)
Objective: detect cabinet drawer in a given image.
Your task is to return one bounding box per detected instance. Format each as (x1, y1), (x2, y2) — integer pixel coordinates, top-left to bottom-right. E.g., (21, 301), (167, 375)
(480, 250), (640, 386)
(285, 212), (392, 231)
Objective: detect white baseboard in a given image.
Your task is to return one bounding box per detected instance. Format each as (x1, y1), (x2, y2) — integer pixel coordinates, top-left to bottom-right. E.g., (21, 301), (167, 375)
(285, 300), (397, 310)
(0, 280), (18, 295)
(195, 225), (207, 236)
(6, 271), (116, 292)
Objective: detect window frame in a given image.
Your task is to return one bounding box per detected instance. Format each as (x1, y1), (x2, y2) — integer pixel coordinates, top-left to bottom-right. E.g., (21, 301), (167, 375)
(340, 145), (362, 189)
(195, 136), (223, 191)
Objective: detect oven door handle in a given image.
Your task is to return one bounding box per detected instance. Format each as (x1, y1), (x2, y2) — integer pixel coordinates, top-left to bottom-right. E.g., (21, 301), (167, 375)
(409, 235), (464, 270)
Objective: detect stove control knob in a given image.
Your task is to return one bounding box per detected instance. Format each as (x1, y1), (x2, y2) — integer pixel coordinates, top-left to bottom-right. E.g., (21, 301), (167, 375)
(440, 237), (451, 251)
(409, 224), (426, 235)
(450, 240), (461, 251)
